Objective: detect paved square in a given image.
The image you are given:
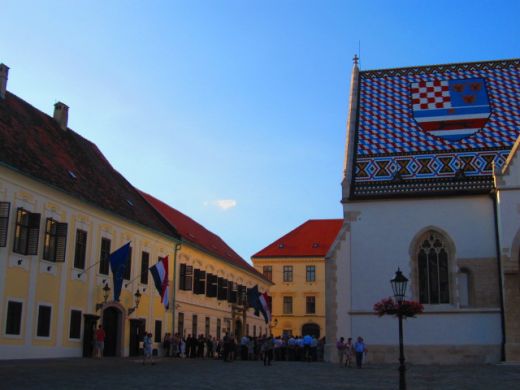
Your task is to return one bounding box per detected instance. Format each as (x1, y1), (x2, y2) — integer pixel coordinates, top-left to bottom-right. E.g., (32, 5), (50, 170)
(1, 358), (520, 389)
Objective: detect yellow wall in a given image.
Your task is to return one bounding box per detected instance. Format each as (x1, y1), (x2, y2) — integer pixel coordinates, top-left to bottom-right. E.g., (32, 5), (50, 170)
(0, 167), (176, 358)
(252, 256), (325, 338)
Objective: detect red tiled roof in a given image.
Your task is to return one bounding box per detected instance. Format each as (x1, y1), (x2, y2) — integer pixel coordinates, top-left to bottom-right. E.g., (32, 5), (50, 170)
(0, 92), (179, 239)
(252, 219), (343, 258)
(140, 191), (270, 283)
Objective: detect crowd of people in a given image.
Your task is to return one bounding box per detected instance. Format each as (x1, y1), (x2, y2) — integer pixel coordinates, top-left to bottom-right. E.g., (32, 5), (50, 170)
(158, 332), (327, 364)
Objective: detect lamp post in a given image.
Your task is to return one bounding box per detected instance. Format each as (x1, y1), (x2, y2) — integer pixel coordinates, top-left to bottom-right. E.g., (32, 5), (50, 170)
(390, 268), (408, 390)
(128, 289), (142, 316)
(96, 283), (111, 311)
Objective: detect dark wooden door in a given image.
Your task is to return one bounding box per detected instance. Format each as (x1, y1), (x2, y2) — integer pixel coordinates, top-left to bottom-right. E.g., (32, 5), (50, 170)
(103, 307), (120, 357)
(82, 314), (99, 357)
(129, 319), (146, 356)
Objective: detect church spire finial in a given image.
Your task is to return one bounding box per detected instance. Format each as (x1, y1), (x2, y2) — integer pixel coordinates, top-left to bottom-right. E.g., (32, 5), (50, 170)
(353, 54), (359, 66)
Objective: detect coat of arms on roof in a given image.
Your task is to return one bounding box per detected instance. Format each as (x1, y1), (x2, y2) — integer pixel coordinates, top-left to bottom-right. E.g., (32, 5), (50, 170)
(411, 78), (491, 142)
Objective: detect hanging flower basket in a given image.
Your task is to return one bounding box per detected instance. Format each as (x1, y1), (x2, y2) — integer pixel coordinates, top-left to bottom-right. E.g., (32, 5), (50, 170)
(373, 297), (424, 318)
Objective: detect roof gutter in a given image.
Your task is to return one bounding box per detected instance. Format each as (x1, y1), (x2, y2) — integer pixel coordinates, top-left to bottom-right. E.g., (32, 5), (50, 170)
(490, 189), (506, 362)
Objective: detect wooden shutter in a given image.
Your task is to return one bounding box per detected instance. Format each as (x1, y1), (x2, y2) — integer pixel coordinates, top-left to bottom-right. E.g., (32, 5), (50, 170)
(198, 270), (206, 295)
(140, 252), (149, 285)
(54, 222), (68, 262)
(26, 212), (41, 255)
(0, 202), (9, 247)
(181, 265), (193, 291)
(217, 277), (227, 301)
(193, 269), (200, 293)
(206, 273), (217, 297)
(227, 281), (237, 303)
(179, 264), (186, 290)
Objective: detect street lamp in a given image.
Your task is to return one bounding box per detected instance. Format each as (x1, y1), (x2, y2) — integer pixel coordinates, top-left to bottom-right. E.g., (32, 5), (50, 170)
(96, 283), (111, 311)
(391, 268), (408, 390)
(128, 289), (142, 316)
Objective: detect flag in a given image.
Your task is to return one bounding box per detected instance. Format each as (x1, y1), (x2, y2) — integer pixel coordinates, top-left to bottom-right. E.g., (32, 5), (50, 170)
(259, 291), (272, 323)
(109, 242), (131, 302)
(247, 285), (269, 324)
(150, 256), (169, 310)
(411, 78), (491, 142)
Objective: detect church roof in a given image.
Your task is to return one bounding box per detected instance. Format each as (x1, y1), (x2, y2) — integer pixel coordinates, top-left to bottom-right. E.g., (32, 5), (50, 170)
(0, 91), (179, 239)
(251, 219), (343, 258)
(140, 191), (270, 283)
(348, 58), (520, 199)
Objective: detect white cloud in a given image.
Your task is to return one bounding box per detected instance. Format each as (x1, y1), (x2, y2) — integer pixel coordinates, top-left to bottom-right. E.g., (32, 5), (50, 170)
(204, 199), (237, 211)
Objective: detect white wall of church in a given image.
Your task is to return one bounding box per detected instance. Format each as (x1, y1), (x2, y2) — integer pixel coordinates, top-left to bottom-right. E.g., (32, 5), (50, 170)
(344, 194), (501, 347)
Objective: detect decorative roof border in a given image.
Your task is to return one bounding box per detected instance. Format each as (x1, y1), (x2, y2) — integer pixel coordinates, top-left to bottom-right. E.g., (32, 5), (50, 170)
(351, 175), (493, 199)
(360, 58), (519, 79)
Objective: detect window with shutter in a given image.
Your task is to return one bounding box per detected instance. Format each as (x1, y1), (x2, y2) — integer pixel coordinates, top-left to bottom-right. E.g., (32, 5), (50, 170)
(194, 270), (206, 295)
(140, 252), (149, 285)
(217, 277), (227, 301)
(0, 202), (10, 247)
(206, 273), (217, 297)
(184, 265), (193, 291)
(13, 208), (41, 255)
(227, 281), (237, 303)
(193, 269), (200, 293)
(179, 263), (186, 290)
(73, 229), (87, 269)
(123, 246), (132, 280)
(99, 238), (111, 275)
(43, 218), (68, 262)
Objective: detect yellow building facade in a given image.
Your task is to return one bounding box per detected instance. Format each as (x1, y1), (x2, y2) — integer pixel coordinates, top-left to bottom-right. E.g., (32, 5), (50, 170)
(0, 63), (270, 359)
(252, 219), (342, 339)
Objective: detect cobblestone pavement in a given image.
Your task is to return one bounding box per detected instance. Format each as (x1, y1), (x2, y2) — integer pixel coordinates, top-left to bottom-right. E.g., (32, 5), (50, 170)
(1, 358), (520, 390)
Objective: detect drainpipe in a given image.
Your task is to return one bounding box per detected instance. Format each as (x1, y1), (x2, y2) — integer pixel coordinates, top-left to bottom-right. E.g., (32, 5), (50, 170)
(172, 242), (182, 335)
(491, 190), (506, 362)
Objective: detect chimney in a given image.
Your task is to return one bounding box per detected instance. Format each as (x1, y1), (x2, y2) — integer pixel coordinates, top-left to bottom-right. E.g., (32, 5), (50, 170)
(0, 63), (9, 100)
(53, 102), (69, 130)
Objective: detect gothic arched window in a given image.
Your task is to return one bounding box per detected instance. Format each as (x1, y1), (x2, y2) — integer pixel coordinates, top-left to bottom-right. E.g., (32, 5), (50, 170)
(417, 232), (450, 304)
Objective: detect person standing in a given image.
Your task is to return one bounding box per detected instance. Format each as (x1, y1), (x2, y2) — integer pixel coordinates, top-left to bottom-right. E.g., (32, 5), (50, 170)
(345, 337), (353, 368)
(143, 332), (154, 365)
(94, 325), (106, 359)
(336, 337), (346, 366)
(354, 337), (367, 368)
(262, 336), (274, 366)
(163, 333), (171, 357)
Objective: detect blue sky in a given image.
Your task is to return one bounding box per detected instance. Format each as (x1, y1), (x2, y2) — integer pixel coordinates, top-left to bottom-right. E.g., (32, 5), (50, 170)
(1, 1), (518, 261)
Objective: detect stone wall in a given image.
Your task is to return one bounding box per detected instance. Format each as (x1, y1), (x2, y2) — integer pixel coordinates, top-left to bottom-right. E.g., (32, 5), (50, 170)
(457, 257), (500, 308)
(367, 345), (501, 365)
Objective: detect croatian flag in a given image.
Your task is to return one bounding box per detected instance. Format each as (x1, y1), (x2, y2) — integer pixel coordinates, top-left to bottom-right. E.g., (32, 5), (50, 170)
(150, 256), (169, 310)
(411, 78), (491, 141)
(259, 292), (272, 323)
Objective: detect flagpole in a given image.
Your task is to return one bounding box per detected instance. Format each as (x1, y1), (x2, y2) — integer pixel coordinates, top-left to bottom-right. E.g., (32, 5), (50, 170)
(172, 242), (182, 335)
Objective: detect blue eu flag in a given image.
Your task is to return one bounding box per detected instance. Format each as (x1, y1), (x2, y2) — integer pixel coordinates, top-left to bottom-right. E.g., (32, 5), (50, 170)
(109, 242), (131, 302)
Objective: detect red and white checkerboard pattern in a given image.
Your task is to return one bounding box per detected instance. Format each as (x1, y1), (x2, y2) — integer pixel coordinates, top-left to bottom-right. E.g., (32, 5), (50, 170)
(411, 80), (451, 110)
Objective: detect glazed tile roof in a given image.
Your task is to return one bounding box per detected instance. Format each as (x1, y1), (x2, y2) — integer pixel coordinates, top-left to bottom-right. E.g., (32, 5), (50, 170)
(140, 191), (270, 283)
(252, 219), (343, 258)
(350, 59), (520, 199)
(0, 91), (179, 239)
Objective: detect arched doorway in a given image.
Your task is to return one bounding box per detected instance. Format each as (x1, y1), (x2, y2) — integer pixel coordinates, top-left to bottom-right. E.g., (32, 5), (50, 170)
(302, 323), (320, 338)
(103, 306), (122, 357)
